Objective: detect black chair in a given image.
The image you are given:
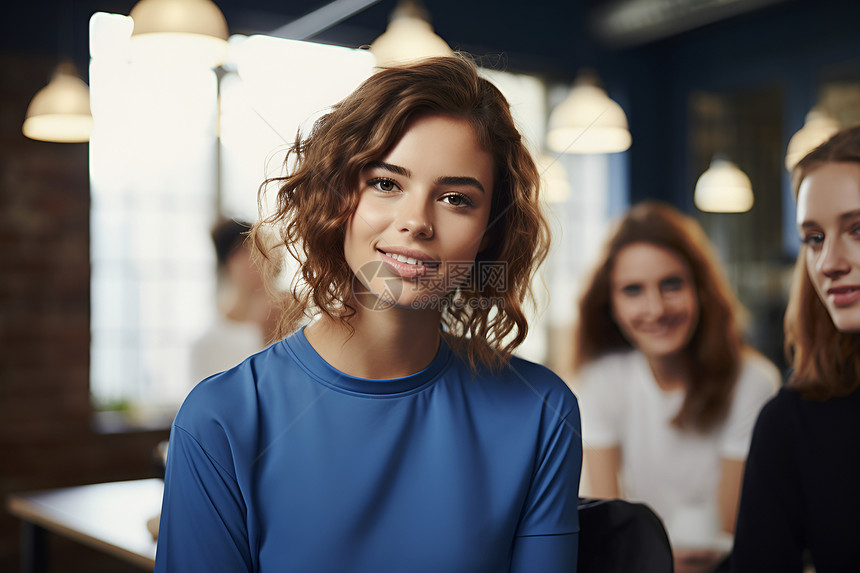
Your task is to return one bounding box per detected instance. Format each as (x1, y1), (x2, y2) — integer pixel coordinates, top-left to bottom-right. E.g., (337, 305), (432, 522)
(577, 497), (674, 573)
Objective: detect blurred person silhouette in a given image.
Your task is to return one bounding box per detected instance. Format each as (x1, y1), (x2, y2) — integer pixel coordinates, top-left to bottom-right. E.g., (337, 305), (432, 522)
(155, 55), (581, 572)
(189, 218), (277, 386)
(149, 218), (278, 535)
(572, 201), (780, 573)
(732, 125), (860, 572)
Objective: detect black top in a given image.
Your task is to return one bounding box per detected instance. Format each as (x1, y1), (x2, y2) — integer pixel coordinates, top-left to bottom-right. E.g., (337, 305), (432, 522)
(577, 498), (673, 573)
(732, 386), (860, 572)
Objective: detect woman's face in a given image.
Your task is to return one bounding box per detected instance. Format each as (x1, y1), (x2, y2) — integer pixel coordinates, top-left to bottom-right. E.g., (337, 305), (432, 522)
(609, 242), (699, 361)
(344, 114), (494, 311)
(796, 161), (860, 332)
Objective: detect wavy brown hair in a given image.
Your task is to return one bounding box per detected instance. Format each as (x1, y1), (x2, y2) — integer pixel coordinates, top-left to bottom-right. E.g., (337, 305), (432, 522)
(785, 125), (860, 399)
(572, 201), (748, 432)
(251, 55), (550, 371)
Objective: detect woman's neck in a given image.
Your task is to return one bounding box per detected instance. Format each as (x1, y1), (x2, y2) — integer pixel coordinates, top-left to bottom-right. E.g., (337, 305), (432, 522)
(645, 353), (689, 392)
(304, 304), (442, 380)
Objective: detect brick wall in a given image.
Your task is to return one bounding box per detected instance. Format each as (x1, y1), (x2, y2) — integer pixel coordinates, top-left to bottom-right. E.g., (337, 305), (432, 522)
(0, 53), (169, 572)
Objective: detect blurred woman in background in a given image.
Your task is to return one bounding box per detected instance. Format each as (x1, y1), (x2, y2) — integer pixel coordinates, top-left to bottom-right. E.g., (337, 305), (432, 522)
(573, 201), (779, 573)
(733, 125), (860, 572)
(189, 218), (277, 386)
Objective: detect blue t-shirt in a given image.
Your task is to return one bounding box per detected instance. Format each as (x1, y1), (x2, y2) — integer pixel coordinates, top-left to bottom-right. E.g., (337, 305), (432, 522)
(155, 328), (582, 572)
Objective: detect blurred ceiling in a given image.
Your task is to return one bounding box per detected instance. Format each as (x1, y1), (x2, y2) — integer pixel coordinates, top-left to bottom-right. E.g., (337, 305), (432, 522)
(3, 0), (801, 79)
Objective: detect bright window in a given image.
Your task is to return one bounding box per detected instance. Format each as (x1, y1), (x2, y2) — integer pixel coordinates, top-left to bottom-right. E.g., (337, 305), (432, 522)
(88, 24), (376, 425)
(89, 51), (220, 424)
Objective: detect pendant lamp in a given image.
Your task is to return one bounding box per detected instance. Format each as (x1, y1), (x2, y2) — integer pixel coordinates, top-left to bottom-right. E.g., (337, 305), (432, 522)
(369, 0), (452, 67)
(546, 69), (631, 154)
(784, 106), (840, 171)
(128, 0), (229, 67)
(23, 62), (93, 143)
(694, 156), (754, 213)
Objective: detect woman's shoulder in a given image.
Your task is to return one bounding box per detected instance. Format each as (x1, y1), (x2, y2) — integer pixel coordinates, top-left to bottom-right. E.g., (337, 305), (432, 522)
(740, 350), (784, 386)
(752, 387), (860, 464)
(487, 355), (579, 415)
(766, 386), (804, 408)
(505, 354), (570, 388)
(732, 350), (781, 399)
(175, 341), (287, 435)
(766, 382), (860, 416)
(746, 387), (805, 443)
(724, 351), (782, 413)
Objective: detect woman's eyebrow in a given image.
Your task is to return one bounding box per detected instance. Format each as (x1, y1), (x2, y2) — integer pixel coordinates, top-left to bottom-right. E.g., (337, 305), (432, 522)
(840, 208), (860, 223)
(364, 161), (410, 177)
(435, 176), (485, 194)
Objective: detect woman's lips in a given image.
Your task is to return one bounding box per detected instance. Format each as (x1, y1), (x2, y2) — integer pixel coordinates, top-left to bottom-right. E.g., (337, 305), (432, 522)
(827, 286), (860, 307)
(636, 313), (689, 334)
(378, 250), (437, 279)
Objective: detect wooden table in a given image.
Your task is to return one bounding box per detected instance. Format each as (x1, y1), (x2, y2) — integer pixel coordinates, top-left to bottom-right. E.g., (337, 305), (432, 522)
(7, 478), (163, 572)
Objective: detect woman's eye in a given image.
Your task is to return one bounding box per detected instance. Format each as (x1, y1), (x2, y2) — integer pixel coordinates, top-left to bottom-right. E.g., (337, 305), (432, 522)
(621, 284), (642, 296)
(660, 277), (684, 292)
(369, 178), (399, 193)
(441, 193), (473, 208)
(802, 233), (824, 247)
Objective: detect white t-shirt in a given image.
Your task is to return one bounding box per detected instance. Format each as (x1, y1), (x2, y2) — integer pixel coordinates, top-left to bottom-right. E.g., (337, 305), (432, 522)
(577, 349), (779, 540)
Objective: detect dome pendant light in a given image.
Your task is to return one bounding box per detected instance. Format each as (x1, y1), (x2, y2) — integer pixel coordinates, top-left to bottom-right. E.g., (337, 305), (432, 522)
(23, 62), (93, 143)
(694, 155), (754, 213)
(128, 0), (229, 67)
(546, 68), (631, 154)
(370, 0), (452, 67)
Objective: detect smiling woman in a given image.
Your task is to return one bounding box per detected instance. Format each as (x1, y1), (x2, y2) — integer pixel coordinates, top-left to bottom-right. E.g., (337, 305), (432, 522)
(733, 125), (860, 573)
(571, 201), (779, 573)
(154, 55), (582, 573)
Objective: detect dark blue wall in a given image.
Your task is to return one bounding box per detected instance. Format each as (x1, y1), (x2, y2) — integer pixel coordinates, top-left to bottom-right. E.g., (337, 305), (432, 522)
(597, 0), (860, 215)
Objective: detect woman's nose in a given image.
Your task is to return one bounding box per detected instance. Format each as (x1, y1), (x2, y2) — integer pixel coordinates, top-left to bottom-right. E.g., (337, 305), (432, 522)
(396, 197), (434, 240)
(643, 289), (665, 317)
(818, 237), (850, 279)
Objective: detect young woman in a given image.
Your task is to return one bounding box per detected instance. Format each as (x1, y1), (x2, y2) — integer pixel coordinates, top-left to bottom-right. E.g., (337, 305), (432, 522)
(572, 201), (779, 572)
(732, 125), (860, 572)
(154, 56), (582, 572)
